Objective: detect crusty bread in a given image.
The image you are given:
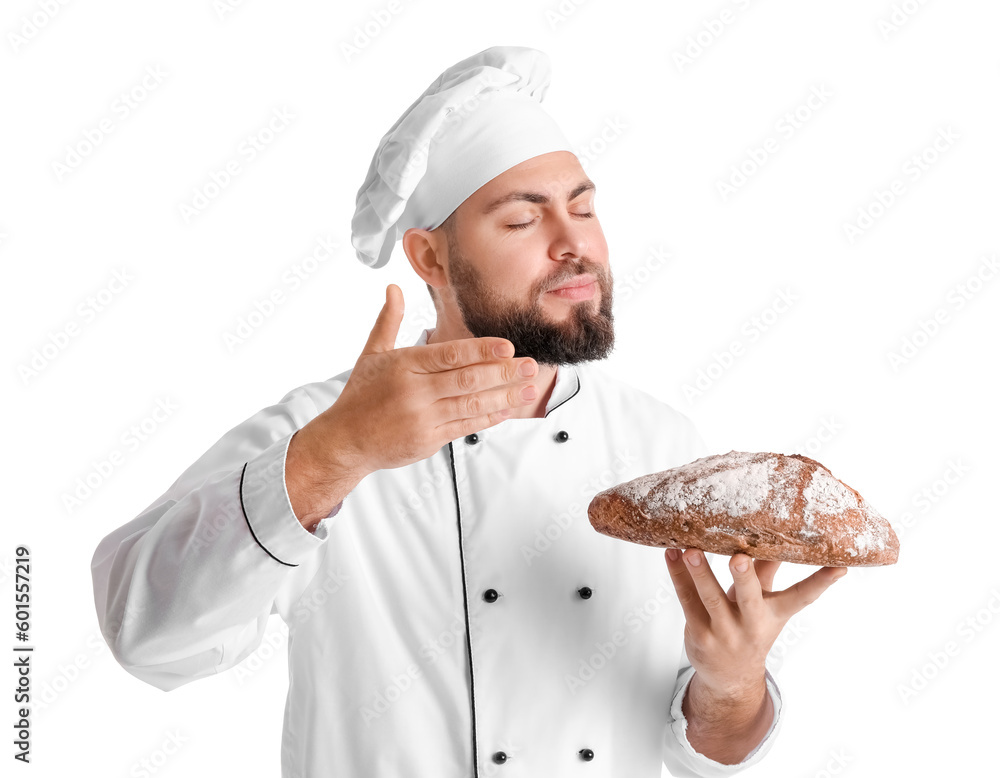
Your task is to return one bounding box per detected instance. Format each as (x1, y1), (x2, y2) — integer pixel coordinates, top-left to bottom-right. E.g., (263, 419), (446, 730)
(588, 451), (899, 566)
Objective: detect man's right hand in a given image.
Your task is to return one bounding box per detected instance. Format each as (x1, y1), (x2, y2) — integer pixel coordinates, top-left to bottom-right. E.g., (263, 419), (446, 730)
(285, 284), (539, 526)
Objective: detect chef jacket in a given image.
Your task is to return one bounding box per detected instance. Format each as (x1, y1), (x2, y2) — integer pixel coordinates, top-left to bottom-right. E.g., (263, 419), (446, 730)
(92, 327), (784, 777)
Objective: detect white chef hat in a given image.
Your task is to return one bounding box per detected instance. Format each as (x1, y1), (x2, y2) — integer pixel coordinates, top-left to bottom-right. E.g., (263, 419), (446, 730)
(351, 45), (576, 269)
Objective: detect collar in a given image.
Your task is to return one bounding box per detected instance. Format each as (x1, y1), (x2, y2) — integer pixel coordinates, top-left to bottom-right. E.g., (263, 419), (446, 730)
(414, 328), (581, 417)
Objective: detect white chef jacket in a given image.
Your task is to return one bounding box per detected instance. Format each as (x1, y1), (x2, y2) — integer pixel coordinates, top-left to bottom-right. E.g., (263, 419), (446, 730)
(91, 328), (784, 777)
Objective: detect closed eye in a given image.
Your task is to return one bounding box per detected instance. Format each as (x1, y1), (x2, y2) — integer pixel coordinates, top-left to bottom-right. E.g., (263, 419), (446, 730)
(507, 212), (595, 231)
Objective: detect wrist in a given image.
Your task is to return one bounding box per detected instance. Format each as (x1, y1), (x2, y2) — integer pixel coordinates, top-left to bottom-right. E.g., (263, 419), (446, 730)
(285, 417), (369, 528)
(683, 670), (774, 764)
(694, 664), (767, 701)
(301, 406), (371, 484)
(686, 669), (768, 724)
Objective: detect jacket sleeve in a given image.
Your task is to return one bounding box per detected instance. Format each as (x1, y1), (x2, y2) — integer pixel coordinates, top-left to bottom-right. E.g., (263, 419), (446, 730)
(90, 383), (340, 692)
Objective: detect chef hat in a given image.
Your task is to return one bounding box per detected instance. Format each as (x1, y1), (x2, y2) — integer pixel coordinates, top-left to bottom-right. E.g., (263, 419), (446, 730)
(351, 45), (576, 269)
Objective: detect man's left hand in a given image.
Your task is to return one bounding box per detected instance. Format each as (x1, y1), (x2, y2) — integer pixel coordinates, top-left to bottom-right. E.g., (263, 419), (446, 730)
(664, 548), (846, 695)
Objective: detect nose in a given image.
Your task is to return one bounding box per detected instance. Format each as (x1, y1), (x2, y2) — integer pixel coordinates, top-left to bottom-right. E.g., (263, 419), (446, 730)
(548, 209), (591, 261)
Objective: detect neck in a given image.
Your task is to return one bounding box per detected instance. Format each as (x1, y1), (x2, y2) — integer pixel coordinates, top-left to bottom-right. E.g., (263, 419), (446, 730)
(425, 326), (557, 419)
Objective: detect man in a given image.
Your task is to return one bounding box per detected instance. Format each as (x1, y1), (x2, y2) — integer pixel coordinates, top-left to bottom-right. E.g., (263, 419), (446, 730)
(92, 46), (846, 777)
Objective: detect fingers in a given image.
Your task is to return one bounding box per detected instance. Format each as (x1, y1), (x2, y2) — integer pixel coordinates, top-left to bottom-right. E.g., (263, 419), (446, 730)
(410, 335), (519, 375)
(772, 565), (847, 622)
(728, 554), (766, 619)
(432, 363), (540, 437)
(667, 549), (847, 641)
(361, 284), (404, 356)
(430, 355), (538, 423)
(752, 559), (783, 592)
(436, 380), (536, 424)
(664, 548), (733, 628)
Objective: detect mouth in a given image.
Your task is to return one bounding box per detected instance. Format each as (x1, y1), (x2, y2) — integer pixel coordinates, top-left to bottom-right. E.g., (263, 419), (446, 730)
(546, 274), (598, 301)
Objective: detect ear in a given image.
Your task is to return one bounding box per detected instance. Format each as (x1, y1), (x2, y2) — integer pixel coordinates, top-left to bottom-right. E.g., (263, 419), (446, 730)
(402, 227), (448, 293)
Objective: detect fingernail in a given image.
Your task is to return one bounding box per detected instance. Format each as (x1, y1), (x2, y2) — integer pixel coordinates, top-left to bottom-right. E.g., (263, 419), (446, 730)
(686, 551), (702, 567)
(519, 360), (536, 376)
(521, 385), (537, 401)
(734, 557), (748, 572)
(666, 548), (680, 562)
(494, 343), (511, 358)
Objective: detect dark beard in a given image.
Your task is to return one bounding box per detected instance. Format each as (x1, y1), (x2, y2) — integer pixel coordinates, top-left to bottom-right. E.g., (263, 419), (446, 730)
(446, 236), (616, 366)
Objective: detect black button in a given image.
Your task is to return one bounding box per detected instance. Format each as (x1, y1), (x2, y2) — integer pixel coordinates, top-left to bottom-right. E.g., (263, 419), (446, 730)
(465, 433), (479, 445)
(579, 748), (594, 761)
(492, 751), (507, 764)
(577, 586), (593, 599)
(483, 588), (499, 603)
(555, 430), (569, 443)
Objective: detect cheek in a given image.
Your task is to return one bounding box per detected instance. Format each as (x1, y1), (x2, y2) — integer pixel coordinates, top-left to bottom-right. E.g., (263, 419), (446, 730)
(590, 224), (610, 262)
(492, 247), (544, 292)
(463, 230), (531, 289)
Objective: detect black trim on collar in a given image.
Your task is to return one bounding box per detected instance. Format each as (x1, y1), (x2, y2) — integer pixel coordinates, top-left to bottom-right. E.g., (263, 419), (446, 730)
(238, 462), (297, 568)
(544, 366), (582, 418)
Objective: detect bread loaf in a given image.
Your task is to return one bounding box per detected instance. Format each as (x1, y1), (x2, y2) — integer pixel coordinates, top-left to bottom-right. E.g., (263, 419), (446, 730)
(588, 451), (899, 566)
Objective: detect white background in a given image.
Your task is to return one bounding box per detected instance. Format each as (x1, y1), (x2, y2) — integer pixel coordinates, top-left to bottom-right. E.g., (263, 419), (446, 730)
(2, 0), (998, 775)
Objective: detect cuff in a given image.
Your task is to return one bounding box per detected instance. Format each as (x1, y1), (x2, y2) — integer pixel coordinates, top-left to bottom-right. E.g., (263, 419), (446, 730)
(663, 667), (783, 776)
(326, 501), (343, 520)
(239, 431), (330, 565)
(311, 500), (343, 541)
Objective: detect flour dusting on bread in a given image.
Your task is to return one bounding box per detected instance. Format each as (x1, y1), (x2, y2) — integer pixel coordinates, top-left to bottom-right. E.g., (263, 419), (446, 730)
(588, 451), (899, 567)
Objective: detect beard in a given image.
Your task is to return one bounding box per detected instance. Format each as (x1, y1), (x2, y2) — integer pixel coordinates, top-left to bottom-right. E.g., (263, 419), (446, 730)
(445, 234), (616, 366)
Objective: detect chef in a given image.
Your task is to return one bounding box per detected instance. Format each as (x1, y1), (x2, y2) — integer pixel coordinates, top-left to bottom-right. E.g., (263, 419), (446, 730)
(91, 46), (847, 777)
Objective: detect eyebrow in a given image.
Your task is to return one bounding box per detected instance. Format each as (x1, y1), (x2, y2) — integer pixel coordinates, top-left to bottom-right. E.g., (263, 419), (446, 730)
(481, 179), (596, 216)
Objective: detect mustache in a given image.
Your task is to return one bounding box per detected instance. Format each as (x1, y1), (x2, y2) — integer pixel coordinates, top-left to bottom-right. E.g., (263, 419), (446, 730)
(541, 261), (608, 292)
